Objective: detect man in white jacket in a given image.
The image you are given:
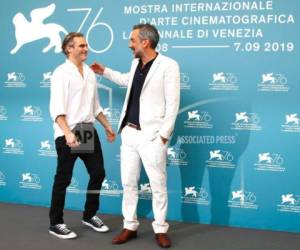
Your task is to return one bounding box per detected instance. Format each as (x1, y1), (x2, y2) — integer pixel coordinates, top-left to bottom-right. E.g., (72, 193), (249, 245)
(91, 23), (180, 248)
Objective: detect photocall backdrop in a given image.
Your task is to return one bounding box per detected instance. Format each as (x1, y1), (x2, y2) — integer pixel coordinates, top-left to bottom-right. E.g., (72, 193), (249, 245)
(0, 0), (299, 233)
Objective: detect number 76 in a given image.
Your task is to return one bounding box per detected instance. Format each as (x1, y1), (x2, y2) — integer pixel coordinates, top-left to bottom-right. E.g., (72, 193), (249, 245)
(67, 8), (114, 53)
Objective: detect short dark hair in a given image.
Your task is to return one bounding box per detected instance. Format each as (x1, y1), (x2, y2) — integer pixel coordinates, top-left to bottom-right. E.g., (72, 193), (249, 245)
(132, 23), (159, 49)
(61, 32), (84, 56)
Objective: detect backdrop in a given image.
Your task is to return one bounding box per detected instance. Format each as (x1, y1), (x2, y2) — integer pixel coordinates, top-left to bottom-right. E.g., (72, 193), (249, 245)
(0, 0), (299, 233)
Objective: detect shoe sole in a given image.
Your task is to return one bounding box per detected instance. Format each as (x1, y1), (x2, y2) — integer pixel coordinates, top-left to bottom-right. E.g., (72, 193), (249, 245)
(82, 220), (110, 233)
(112, 232), (137, 244)
(49, 230), (77, 239)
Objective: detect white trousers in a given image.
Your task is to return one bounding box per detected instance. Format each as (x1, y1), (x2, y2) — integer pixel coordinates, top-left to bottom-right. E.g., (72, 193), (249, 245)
(120, 126), (169, 233)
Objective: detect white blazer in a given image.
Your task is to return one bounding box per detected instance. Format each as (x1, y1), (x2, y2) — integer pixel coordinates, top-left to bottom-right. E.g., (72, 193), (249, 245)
(103, 53), (180, 140)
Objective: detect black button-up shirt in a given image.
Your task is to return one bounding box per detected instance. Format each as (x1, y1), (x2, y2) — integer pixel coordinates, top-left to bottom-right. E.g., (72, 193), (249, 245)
(123, 56), (157, 127)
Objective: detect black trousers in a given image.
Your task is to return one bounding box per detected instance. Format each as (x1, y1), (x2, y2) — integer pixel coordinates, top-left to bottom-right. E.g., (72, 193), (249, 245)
(49, 129), (105, 226)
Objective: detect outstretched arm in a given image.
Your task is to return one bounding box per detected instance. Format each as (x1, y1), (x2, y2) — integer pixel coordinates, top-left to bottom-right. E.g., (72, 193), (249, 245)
(90, 61), (131, 87)
(90, 62), (105, 75)
(96, 112), (116, 143)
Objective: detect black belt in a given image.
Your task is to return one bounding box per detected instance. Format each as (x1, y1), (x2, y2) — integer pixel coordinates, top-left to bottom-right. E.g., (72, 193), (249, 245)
(76, 122), (93, 125)
(74, 122), (93, 129)
(126, 122), (141, 130)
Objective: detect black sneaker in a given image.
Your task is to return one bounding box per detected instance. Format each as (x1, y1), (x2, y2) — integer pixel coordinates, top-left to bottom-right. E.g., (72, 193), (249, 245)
(49, 224), (77, 239)
(82, 216), (109, 232)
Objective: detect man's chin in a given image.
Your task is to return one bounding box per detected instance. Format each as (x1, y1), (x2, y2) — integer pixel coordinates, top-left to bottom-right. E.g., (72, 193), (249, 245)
(81, 55), (88, 61)
(133, 53), (141, 59)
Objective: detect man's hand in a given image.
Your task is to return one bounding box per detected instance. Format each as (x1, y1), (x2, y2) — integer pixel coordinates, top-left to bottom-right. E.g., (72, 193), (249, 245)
(160, 136), (168, 145)
(90, 62), (105, 75)
(95, 112), (115, 142)
(105, 127), (116, 143)
(65, 131), (80, 148)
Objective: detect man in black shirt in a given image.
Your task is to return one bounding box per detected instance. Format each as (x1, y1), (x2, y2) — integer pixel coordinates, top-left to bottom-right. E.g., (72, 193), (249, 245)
(91, 23), (180, 248)
(121, 56), (156, 129)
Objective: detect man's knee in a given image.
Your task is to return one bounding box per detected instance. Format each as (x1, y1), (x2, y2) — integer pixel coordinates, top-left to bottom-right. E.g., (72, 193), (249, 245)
(53, 173), (72, 188)
(90, 169), (105, 183)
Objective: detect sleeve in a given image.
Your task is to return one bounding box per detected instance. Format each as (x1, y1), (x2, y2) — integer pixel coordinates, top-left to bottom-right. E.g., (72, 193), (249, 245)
(93, 77), (104, 117)
(158, 60), (181, 139)
(103, 67), (131, 87)
(49, 68), (68, 122)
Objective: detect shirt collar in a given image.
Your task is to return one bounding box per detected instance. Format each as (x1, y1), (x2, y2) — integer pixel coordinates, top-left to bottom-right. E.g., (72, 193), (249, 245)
(65, 59), (88, 70)
(138, 53), (158, 68)
(65, 59), (89, 77)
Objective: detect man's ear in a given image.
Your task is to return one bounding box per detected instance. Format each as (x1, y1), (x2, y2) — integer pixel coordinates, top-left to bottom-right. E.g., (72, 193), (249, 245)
(143, 39), (150, 48)
(66, 45), (72, 55)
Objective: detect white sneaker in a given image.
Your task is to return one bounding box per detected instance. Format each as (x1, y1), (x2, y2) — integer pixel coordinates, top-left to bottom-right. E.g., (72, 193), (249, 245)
(82, 216), (109, 233)
(49, 224), (77, 239)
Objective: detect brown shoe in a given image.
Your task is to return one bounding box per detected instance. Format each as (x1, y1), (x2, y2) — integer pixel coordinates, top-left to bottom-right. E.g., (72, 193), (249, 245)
(112, 229), (137, 244)
(155, 233), (171, 248)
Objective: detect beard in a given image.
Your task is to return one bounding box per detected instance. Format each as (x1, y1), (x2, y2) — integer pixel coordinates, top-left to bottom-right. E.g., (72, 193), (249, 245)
(132, 48), (142, 59)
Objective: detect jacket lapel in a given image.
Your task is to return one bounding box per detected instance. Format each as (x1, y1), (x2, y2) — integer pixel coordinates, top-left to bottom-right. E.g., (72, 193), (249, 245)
(124, 59), (139, 105)
(141, 54), (162, 91)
